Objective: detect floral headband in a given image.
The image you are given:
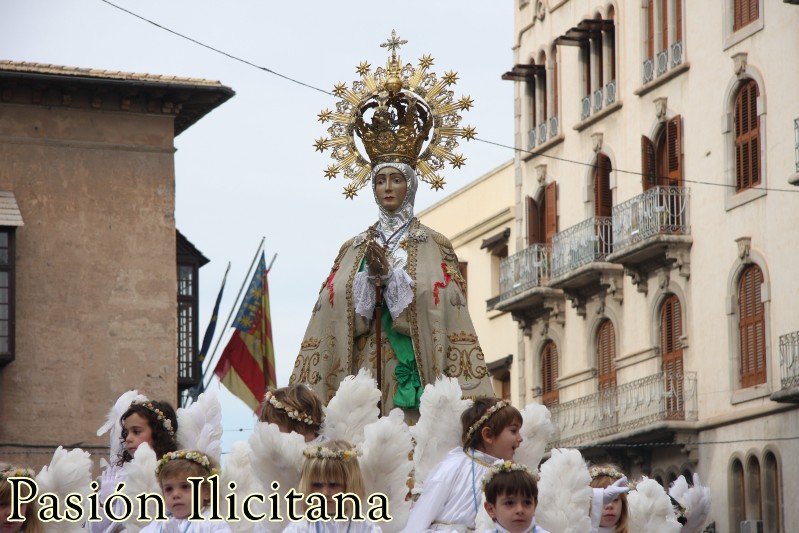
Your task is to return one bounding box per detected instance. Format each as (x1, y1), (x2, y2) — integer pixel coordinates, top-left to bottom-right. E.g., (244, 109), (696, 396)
(481, 460), (536, 491)
(130, 399), (175, 437)
(588, 465), (624, 480)
(264, 390), (316, 426)
(465, 400), (508, 444)
(155, 450), (219, 477)
(0, 467), (36, 483)
(303, 444), (362, 462)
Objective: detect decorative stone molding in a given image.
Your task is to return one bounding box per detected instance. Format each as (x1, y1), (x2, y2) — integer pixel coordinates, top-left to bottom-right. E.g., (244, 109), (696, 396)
(600, 271), (624, 304)
(666, 247), (691, 279)
(736, 236), (752, 263)
(654, 96), (668, 122)
(543, 295), (566, 326)
(591, 132), (604, 153)
(732, 52), (748, 79)
(565, 291), (587, 318)
(536, 164), (547, 184)
(657, 267), (671, 291)
(625, 267), (648, 295)
(536, 0), (546, 21)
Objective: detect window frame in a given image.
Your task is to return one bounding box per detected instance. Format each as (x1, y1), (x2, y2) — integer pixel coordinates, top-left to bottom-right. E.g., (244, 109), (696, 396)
(738, 264), (767, 388)
(0, 228), (16, 365)
(723, 0), (764, 49)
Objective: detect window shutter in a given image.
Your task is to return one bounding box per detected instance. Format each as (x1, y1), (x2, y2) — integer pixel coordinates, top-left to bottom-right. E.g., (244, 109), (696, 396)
(597, 320), (617, 390)
(542, 341), (559, 406)
(660, 0), (669, 51)
(641, 135), (657, 190)
(553, 48), (559, 115)
(594, 154), (612, 217)
(734, 0), (743, 31)
(749, 0), (759, 24)
(647, 0), (655, 59)
(660, 295), (685, 418)
(676, 0), (683, 41)
(527, 196), (540, 245)
(666, 115), (683, 186)
(545, 181), (558, 245)
(735, 80), (761, 191)
(739, 265), (766, 387)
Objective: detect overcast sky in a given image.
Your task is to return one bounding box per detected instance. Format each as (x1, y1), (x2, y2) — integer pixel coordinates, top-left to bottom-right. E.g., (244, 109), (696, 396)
(2, 0), (514, 454)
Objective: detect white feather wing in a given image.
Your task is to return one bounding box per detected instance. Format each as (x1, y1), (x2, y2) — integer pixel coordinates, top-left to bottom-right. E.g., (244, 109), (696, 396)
(360, 408), (413, 533)
(36, 446), (94, 533)
(670, 473), (712, 533)
(409, 376), (470, 492)
(321, 368), (381, 444)
(119, 443), (160, 533)
(628, 477), (682, 533)
(513, 403), (556, 472)
(536, 448), (592, 533)
(222, 441), (264, 533)
(177, 390), (223, 464)
(97, 390), (142, 463)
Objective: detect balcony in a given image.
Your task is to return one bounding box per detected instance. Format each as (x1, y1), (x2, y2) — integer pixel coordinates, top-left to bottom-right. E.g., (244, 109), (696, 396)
(549, 371), (698, 448)
(608, 187), (692, 285)
(487, 245), (563, 318)
(551, 217), (613, 279)
(771, 330), (799, 403)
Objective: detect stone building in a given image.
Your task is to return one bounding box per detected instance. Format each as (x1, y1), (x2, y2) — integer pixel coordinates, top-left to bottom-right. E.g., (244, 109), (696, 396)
(0, 61), (233, 468)
(494, 1), (799, 531)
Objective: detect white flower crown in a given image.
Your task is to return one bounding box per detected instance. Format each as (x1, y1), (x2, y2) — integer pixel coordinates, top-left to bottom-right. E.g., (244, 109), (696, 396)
(264, 390), (316, 426)
(464, 400), (509, 444)
(302, 444), (362, 462)
(0, 467), (36, 483)
(588, 465), (624, 480)
(130, 399), (175, 437)
(155, 450), (219, 477)
(481, 460), (536, 491)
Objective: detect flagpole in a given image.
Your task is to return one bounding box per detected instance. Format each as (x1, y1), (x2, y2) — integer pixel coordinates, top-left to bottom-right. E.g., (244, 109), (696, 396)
(202, 236), (266, 391)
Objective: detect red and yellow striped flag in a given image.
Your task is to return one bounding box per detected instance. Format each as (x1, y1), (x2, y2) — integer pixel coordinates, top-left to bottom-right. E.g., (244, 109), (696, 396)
(214, 252), (276, 411)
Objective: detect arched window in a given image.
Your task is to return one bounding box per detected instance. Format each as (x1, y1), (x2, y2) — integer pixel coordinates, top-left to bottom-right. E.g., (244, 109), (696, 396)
(746, 456), (762, 521)
(734, 79), (761, 192)
(661, 295), (685, 418)
(596, 319), (617, 389)
(730, 458), (746, 525)
(763, 451), (782, 532)
(541, 340), (559, 406)
(738, 264), (766, 387)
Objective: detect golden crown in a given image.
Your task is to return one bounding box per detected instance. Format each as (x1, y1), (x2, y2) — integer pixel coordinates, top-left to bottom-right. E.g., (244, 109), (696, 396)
(314, 30), (476, 198)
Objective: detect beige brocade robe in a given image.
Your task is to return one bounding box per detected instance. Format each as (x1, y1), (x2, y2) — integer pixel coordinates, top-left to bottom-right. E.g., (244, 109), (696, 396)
(289, 218), (495, 411)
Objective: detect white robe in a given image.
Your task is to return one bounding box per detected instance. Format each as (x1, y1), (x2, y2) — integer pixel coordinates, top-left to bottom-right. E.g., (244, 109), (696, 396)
(138, 508), (232, 533)
(401, 448), (499, 533)
(481, 521), (550, 533)
(282, 520), (382, 532)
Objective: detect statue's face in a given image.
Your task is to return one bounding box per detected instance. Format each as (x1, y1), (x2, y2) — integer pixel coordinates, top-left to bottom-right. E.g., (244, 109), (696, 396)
(374, 166), (407, 212)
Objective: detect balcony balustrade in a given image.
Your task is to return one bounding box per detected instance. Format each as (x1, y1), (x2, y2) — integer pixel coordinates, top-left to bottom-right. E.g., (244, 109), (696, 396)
(551, 217), (613, 279)
(549, 371), (698, 447)
(612, 186), (690, 253)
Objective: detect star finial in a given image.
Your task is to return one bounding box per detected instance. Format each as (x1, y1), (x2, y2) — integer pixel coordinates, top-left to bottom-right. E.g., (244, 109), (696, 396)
(451, 154), (466, 168)
(462, 126), (477, 140)
(419, 54), (434, 69)
(458, 96), (475, 111)
(343, 184), (358, 199)
(380, 29), (408, 59)
(430, 176), (446, 190)
(356, 61), (371, 76)
(314, 137), (329, 152)
(325, 165), (339, 179)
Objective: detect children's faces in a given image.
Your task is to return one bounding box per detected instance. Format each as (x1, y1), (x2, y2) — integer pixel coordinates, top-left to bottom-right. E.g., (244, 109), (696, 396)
(482, 423), (523, 461)
(0, 502), (26, 533)
(599, 496), (622, 527)
(123, 412), (154, 457)
(310, 478), (346, 513)
(485, 493), (536, 533)
(161, 474), (209, 519)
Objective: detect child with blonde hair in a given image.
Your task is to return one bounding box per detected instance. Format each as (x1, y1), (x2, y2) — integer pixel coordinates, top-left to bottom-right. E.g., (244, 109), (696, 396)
(588, 464), (630, 533)
(0, 465), (42, 533)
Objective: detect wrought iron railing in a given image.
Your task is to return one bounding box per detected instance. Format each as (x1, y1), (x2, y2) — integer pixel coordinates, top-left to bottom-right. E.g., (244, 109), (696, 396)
(612, 186), (690, 252)
(779, 331), (799, 390)
(657, 49), (669, 76)
(528, 128), (536, 150)
(497, 244), (551, 301)
(643, 58), (654, 84)
(671, 41), (683, 67)
(549, 115), (560, 138)
(551, 217), (613, 278)
(581, 95), (591, 120)
(593, 87), (604, 113)
(538, 122), (548, 146)
(606, 80), (617, 105)
(549, 371), (698, 447)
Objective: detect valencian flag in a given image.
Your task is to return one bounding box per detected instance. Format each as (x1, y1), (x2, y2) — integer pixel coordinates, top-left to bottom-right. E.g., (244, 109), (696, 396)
(214, 252), (276, 411)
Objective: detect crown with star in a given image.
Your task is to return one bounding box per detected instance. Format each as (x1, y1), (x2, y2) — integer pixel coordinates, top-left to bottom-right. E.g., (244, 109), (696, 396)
(314, 30), (476, 199)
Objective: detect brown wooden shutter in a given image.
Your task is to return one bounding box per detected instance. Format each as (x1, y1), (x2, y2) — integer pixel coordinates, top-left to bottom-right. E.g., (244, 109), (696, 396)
(739, 265), (766, 387)
(527, 196), (540, 245)
(735, 80), (761, 191)
(594, 154), (612, 217)
(553, 48), (559, 115)
(735, 0), (760, 31)
(530, 68), (537, 128)
(642, 135), (657, 190)
(545, 181), (558, 245)
(597, 320), (617, 390)
(749, 0), (759, 25)
(541, 341), (559, 406)
(647, 0), (655, 59)
(660, 0), (669, 51)
(660, 295), (685, 419)
(666, 115), (683, 186)
(734, 0), (743, 31)
(676, 0), (683, 41)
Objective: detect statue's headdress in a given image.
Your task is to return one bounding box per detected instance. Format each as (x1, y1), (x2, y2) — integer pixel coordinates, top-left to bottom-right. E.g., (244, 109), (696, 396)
(314, 30), (476, 198)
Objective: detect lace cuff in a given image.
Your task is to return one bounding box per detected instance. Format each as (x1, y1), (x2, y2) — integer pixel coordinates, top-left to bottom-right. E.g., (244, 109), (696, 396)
(384, 268), (415, 320)
(353, 270), (376, 319)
